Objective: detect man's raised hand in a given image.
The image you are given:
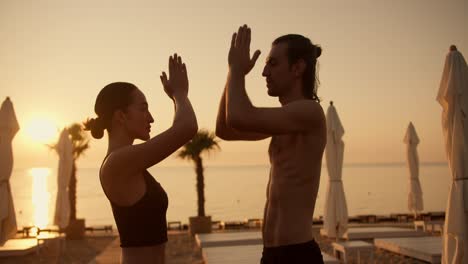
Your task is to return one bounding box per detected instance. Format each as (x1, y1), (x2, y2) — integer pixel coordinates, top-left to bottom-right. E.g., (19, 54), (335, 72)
(228, 25), (261, 75)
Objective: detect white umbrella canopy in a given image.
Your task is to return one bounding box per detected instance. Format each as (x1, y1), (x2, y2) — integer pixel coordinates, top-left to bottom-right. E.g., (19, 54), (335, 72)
(0, 97), (19, 245)
(403, 122), (424, 216)
(323, 102), (348, 238)
(54, 129), (73, 229)
(437, 45), (468, 264)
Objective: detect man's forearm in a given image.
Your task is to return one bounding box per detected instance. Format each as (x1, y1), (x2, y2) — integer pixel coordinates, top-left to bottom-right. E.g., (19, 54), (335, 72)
(226, 69), (253, 122)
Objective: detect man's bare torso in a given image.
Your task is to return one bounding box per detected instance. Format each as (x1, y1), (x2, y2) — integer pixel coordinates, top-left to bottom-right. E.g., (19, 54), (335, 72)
(262, 130), (325, 247)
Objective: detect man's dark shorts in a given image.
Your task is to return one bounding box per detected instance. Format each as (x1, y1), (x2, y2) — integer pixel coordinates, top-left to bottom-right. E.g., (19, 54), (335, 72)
(260, 240), (324, 264)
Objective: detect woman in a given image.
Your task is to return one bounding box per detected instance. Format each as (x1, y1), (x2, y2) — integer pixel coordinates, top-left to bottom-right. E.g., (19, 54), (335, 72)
(84, 54), (197, 264)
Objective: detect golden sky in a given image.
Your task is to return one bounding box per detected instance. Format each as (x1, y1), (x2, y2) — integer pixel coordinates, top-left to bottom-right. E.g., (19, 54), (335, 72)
(1, 0), (467, 169)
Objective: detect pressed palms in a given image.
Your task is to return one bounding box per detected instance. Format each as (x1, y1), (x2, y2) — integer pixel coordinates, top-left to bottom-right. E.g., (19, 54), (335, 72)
(177, 129), (219, 217)
(50, 123), (89, 221)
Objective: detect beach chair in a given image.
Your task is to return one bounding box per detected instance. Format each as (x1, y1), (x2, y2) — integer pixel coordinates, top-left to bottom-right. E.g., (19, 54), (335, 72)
(196, 231), (263, 248)
(0, 238), (44, 257)
(390, 213), (411, 223)
(374, 236), (441, 263)
(202, 244), (340, 264)
(416, 212), (432, 221)
(344, 226), (426, 240)
(17, 226), (37, 238)
(211, 220), (225, 230)
(85, 225), (113, 233)
(332, 240), (374, 263)
(167, 221), (182, 231)
(357, 214), (377, 223)
(4, 226), (65, 258)
(196, 231), (339, 264)
(427, 211), (445, 221)
(246, 218), (262, 228)
(224, 220), (247, 230)
(414, 220), (444, 234)
(425, 221), (444, 234)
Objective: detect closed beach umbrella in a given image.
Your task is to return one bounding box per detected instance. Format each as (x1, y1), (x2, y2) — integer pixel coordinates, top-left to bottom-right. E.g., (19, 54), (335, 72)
(54, 129), (73, 229)
(437, 45), (468, 264)
(0, 97), (19, 245)
(404, 122), (424, 216)
(323, 101), (348, 238)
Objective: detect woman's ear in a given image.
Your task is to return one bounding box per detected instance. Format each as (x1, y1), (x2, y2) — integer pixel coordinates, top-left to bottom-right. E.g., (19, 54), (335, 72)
(113, 109), (126, 126)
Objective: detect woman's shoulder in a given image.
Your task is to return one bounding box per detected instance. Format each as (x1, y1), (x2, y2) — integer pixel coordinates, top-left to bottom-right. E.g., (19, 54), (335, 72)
(102, 150), (150, 180)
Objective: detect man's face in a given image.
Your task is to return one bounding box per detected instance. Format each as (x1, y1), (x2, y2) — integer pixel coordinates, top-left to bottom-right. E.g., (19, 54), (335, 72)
(262, 42), (295, 97)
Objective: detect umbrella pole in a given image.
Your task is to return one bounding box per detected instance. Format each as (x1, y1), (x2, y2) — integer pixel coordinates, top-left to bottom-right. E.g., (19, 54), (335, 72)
(335, 223), (339, 242)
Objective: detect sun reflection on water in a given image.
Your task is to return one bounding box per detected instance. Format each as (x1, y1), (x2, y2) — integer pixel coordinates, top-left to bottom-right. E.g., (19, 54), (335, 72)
(29, 168), (51, 229)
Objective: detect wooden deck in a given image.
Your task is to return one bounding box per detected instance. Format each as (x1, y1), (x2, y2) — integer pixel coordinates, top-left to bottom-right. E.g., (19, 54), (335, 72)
(374, 236), (441, 263)
(344, 227), (426, 240)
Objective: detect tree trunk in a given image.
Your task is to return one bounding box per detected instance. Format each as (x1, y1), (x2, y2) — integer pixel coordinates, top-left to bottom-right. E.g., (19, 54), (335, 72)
(195, 156), (205, 217)
(69, 161), (77, 221)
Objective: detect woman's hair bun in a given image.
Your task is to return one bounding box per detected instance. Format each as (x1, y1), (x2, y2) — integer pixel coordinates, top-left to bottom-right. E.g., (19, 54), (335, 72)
(83, 117), (105, 139)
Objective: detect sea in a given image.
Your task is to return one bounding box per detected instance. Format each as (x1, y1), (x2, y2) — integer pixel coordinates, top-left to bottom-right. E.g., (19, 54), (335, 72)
(9, 163), (451, 228)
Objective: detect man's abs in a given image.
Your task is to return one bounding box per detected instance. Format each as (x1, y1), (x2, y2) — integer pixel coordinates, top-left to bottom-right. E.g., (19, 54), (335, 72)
(264, 132), (324, 247)
(263, 200), (315, 247)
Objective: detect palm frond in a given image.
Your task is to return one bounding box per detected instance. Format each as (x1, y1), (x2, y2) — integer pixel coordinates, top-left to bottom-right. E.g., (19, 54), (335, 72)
(177, 148), (196, 160)
(177, 129), (220, 162)
(50, 122), (90, 160)
(66, 123), (90, 160)
(73, 141), (90, 159)
(46, 143), (59, 155)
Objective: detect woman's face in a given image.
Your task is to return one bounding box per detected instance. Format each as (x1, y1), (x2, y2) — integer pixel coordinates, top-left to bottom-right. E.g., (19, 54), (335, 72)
(123, 89), (154, 141)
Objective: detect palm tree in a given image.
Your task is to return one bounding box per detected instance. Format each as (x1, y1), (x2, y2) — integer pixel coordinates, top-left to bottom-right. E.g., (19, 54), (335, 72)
(50, 123), (89, 221)
(177, 129), (219, 217)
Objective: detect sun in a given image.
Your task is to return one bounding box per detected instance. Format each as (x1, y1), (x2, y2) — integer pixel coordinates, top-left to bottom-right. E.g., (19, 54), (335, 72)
(24, 117), (59, 144)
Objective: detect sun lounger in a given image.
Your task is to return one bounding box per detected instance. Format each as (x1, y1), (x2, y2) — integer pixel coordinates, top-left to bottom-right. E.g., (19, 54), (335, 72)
(332, 240), (374, 263)
(211, 221), (225, 230)
(344, 227), (426, 240)
(196, 231), (339, 263)
(202, 244), (339, 264)
(390, 213), (412, 222)
(167, 221), (182, 231)
(196, 231), (263, 248)
(246, 218), (262, 228)
(224, 221), (247, 229)
(357, 214), (377, 223)
(85, 225), (113, 233)
(0, 238), (44, 257)
(374, 236), (441, 263)
(427, 211), (445, 221)
(425, 222), (444, 234)
(414, 220), (444, 234)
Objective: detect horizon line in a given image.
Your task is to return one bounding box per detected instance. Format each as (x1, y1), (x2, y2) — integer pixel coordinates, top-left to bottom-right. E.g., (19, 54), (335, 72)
(13, 161), (448, 170)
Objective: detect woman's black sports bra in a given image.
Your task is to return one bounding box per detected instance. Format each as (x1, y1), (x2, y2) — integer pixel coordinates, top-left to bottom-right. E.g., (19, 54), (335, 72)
(102, 168), (169, 248)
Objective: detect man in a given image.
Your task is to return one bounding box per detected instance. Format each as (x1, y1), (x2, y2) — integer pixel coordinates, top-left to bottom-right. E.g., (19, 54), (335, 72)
(216, 25), (326, 263)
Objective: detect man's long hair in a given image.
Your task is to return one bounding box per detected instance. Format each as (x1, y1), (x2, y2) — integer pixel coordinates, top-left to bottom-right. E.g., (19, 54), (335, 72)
(273, 35), (322, 103)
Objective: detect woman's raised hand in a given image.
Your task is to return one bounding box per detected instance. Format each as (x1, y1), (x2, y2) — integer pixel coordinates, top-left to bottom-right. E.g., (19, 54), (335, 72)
(160, 54), (189, 100)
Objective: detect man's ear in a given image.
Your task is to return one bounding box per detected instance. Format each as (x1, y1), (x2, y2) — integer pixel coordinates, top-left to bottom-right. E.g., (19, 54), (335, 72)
(293, 59), (306, 77)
